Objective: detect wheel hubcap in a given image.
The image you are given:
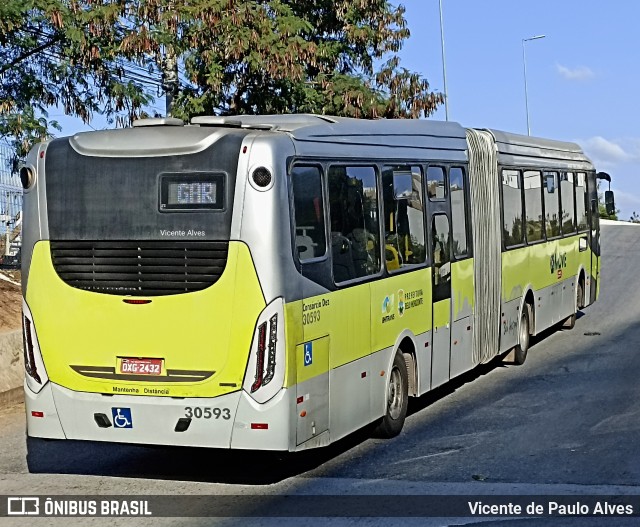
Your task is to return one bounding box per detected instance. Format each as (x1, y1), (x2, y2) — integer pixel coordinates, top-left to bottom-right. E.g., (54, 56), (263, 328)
(388, 367), (403, 420)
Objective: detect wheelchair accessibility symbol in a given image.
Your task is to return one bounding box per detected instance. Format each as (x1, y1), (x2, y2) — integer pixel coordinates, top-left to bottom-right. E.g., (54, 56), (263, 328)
(303, 342), (313, 366)
(112, 407), (133, 429)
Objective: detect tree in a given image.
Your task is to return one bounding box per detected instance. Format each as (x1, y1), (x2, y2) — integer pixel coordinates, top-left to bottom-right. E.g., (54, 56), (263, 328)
(1, 0), (443, 168)
(0, 0), (155, 170)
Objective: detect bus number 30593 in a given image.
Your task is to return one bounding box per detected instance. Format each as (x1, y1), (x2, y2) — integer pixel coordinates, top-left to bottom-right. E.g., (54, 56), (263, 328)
(184, 407), (231, 420)
(303, 310), (320, 325)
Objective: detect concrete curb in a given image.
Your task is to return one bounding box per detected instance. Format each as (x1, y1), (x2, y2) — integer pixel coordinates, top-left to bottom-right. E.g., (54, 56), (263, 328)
(0, 329), (24, 407)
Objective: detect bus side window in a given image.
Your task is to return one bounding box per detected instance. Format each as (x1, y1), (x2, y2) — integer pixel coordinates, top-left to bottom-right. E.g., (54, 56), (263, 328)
(328, 166), (381, 283)
(576, 172), (588, 232)
(450, 166), (469, 258)
(523, 170), (544, 243)
(544, 171), (561, 238)
(291, 166), (327, 261)
(427, 166), (447, 200)
(502, 169), (524, 247)
(561, 172), (576, 235)
(432, 214), (451, 302)
(382, 165), (425, 271)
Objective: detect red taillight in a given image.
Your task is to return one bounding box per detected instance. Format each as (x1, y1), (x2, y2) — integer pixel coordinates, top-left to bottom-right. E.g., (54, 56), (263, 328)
(262, 314), (278, 386)
(31, 411), (44, 418)
(251, 423), (269, 430)
(123, 299), (152, 305)
(23, 316), (42, 384)
(250, 322), (267, 393)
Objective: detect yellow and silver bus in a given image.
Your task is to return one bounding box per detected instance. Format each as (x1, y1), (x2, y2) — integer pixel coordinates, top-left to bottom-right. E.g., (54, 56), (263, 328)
(20, 115), (611, 451)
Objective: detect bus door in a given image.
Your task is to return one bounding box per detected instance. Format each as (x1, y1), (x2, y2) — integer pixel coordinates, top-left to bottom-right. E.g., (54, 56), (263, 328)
(291, 165), (331, 446)
(590, 203), (600, 302)
(430, 213), (452, 388)
(587, 172), (600, 303)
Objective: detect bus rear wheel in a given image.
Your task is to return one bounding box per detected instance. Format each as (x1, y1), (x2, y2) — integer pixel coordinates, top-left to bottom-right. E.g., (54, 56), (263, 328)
(374, 351), (408, 438)
(513, 305), (530, 365)
(563, 281), (583, 330)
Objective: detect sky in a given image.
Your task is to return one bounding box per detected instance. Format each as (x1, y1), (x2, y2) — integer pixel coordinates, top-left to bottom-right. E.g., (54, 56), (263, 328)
(54, 0), (639, 219)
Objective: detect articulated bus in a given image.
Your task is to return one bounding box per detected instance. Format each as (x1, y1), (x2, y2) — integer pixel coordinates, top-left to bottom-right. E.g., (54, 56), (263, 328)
(20, 115), (612, 451)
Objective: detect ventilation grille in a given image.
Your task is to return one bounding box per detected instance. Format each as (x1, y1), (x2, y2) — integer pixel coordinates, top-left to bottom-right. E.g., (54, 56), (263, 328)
(50, 241), (229, 296)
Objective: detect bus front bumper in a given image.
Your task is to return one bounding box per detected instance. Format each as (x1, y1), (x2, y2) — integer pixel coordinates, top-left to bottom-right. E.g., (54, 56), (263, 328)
(25, 381), (292, 450)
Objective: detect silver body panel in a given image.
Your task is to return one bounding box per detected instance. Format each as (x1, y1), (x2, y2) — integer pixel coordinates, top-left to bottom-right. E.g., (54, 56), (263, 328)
(488, 129), (595, 171)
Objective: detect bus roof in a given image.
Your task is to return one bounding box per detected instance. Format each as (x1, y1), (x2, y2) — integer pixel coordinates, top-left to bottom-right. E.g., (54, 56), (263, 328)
(194, 113), (466, 138)
(486, 129), (594, 170)
(195, 114), (468, 160)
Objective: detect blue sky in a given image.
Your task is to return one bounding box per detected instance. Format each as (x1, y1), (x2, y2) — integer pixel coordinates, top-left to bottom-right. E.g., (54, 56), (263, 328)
(400, 0), (639, 219)
(55, 0), (639, 218)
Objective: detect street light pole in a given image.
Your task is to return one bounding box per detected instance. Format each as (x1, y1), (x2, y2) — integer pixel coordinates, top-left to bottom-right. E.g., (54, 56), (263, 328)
(439, 0), (449, 121)
(522, 34), (545, 136)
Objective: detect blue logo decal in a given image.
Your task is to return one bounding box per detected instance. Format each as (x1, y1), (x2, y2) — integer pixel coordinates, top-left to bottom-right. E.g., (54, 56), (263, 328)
(112, 407), (133, 429)
(304, 342), (313, 366)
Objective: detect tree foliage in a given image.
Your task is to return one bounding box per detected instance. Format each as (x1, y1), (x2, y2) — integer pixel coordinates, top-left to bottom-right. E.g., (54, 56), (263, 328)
(1, 0), (444, 167)
(0, 0), (155, 168)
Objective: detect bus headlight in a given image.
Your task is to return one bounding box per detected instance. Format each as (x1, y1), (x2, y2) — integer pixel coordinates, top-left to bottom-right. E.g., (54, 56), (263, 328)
(243, 298), (285, 403)
(22, 300), (49, 393)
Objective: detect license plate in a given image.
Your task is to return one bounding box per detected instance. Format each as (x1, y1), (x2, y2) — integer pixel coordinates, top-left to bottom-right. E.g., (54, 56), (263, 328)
(120, 358), (163, 375)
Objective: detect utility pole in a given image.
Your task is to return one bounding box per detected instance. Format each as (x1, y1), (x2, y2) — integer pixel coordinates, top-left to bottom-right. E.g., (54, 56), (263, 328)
(439, 0), (449, 121)
(522, 35), (545, 136)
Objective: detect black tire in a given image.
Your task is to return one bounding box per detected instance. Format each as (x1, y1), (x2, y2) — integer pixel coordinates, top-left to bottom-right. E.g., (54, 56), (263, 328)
(577, 280), (584, 309)
(562, 311), (576, 330)
(373, 352), (409, 438)
(563, 281), (583, 330)
(513, 305), (530, 365)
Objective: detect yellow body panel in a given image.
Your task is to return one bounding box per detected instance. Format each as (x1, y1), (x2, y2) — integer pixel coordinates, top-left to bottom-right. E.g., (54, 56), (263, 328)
(595, 254), (601, 301)
(451, 259), (474, 321)
(370, 269), (431, 353)
(296, 336), (330, 384)
(501, 234), (592, 301)
(26, 241), (265, 398)
(290, 286), (371, 371)
(433, 298), (451, 329)
(285, 269), (433, 386)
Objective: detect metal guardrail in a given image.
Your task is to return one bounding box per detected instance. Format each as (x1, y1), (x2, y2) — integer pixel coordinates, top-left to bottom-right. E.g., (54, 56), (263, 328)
(0, 145), (22, 268)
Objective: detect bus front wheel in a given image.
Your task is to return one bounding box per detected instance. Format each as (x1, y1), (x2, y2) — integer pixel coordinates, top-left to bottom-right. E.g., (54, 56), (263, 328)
(374, 351), (409, 438)
(513, 306), (530, 365)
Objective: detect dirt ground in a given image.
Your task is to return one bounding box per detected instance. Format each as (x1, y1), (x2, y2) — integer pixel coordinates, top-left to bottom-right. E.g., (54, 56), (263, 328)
(0, 271), (21, 333)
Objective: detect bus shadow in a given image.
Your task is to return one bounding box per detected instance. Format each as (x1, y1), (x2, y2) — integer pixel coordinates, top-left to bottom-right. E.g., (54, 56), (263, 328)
(408, 313), (580, 417)
(407, 355), (506, 418)
(26, 425), (376, 485)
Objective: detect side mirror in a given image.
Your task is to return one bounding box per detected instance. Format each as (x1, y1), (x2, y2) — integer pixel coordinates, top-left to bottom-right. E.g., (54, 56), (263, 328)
(605, 190), (615, 216)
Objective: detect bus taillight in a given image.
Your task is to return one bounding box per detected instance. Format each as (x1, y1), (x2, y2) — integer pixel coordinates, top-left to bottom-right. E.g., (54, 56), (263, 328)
(262, 314), (278, 387)
(250, 322), (267, 393)
(244, 298), (285, 403)
(23, 316), (42, 384)
(22, 300), (49, 394)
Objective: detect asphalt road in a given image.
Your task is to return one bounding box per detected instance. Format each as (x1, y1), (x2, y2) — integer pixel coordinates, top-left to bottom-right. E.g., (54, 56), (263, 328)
(1, 222), (639, 527)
